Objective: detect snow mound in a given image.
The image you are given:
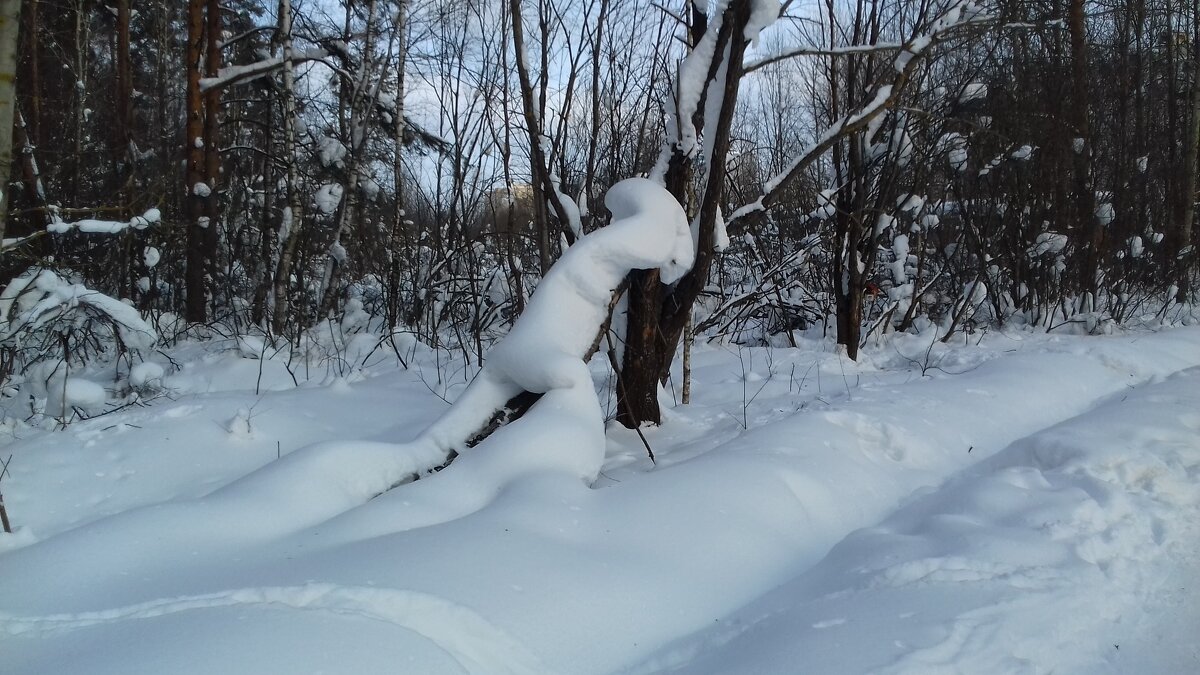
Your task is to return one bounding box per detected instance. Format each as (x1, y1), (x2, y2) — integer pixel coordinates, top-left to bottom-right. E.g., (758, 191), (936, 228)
(129, 362), (165, 390)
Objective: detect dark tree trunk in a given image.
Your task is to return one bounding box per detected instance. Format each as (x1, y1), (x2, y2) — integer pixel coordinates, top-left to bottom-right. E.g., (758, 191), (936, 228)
(114, 0), (132, 164)
(184, 0), (219, 323)
(184, 0), (208, 323)
(115, 0), (138, 300)
(616, 0), (752, 428)
(20, 0), (36, 147)
(203, 0), (222, 312)
(1068, 0), (1100, 299)
(0, 0), (21, 244)
(832, 208), (865, 361)
(1177, 7), (1200, 299)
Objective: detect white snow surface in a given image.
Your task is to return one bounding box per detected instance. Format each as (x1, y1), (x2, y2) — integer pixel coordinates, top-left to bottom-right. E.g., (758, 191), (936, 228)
(2, 319), (1200, 672)
(129, 361), (165, 389)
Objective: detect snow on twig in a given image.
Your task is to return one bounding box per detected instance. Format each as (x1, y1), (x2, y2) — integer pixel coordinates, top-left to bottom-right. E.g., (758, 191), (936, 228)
(45, 208), (162, 235)
(199, 48), (330, 92)
(744, 41), (905, 73)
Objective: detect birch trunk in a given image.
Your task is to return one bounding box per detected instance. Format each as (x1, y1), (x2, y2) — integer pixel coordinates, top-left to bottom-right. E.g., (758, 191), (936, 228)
(273, 0), (304, 335)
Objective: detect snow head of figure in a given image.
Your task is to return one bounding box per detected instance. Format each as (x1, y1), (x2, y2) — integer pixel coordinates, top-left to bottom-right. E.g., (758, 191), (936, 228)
(603, 178), (695, 284)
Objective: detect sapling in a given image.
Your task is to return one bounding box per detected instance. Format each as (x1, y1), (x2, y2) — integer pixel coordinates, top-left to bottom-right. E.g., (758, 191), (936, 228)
(0, 453), (12, 533)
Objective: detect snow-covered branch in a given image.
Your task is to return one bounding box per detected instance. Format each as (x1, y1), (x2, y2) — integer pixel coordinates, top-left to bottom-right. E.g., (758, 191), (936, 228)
(1, 232), (46, 253)
(744, 41), (904, 73)
(0, 268), (157, 352)
(650, 0), (736, 181)
(729, 1), (992, 226)
(45, 208), (162, 235)
(198, 48), (330, 92)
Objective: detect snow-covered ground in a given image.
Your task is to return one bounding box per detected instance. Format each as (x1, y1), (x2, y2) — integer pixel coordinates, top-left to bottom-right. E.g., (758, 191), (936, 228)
(2, 326), (1199, 674)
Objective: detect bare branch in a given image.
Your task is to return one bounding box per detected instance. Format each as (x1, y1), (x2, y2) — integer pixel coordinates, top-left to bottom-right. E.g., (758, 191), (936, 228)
(729, 4), (994, 227)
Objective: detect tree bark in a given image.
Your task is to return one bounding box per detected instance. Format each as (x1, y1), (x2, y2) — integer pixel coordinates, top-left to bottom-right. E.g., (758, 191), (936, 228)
(1177, 6), (1200, 300)
(616, 0), (752, 428)
(114, 0), (133, 166)
(272, 0), (303, 335)
(387, 0), (408, 329)
(184, 0), (208, 322)
(0, 0), (22, 244)
(14, 109), (44, 212)
(203, 0), (222, 310)
(252, 82), (276, 325)
(20, 0), (35, 147)
(1068, 0), (1100, 300)
(509, 0), (578, 274)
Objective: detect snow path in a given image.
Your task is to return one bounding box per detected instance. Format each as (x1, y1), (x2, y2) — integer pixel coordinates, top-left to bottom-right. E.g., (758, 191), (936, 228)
(1, 583), (543, 675)
(633, 366), (1200, 674)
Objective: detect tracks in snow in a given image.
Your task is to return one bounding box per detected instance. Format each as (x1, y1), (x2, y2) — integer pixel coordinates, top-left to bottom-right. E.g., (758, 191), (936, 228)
(0, 583), (546, 675)
(649, 366), (1200, 674)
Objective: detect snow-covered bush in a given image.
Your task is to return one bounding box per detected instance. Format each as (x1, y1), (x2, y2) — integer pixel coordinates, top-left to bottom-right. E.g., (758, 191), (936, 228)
(0, 267), (158, 420)
(0, 268), (157, 354)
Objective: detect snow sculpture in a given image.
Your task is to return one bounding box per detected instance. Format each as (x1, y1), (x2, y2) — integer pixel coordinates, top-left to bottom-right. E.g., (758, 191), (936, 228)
(222, 179), (693, 513)
(412, 177), (693, 481)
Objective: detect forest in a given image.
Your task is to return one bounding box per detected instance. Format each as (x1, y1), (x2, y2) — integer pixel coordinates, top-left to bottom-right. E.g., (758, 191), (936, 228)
(0, 0), (1196, 420)
(1, 1), (1199, 673)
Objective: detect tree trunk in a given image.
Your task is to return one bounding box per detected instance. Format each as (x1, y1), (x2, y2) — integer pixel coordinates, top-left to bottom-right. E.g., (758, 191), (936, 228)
(616, 0), (752, 428)
(0, 0), (22, 244)
(252, 82), (276, 326)
(184, 0), (209, 322)
(833, 210), (865, 361)
(203, 0), (222, 312)
(14, 110), (44, 212)
(387, 0), (408, 329)
(273, 0), (303, 335)
(1068, 0), (1100, 300)
(115, 0), (138, 300)
(318, 0), (379, 319)
(1177, 7), (1200, 300)
(114, 0), (132, 166)
(20, 0), (36, 147)
(509, 0), (578, 273)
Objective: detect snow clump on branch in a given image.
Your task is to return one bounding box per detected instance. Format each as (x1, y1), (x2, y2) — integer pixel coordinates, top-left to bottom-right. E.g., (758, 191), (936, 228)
(487, 177), (693, 393)
(0, 268), (157, 352)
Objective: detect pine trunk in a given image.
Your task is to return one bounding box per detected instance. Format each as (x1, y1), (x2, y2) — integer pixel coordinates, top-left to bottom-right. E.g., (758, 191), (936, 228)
(184, 0), (208, 322)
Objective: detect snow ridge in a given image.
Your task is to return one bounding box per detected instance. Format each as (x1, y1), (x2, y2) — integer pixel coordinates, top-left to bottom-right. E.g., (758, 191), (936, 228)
(1, 583), (545, 675)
